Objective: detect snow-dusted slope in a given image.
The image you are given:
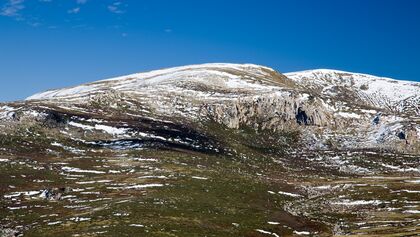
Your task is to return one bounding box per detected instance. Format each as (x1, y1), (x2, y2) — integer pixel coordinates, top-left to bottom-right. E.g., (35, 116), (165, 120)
(27, 65), (419, 114)
(285, 69), (420, 113)
(14, 63), (420, 152)
(26, 63), (289, 101)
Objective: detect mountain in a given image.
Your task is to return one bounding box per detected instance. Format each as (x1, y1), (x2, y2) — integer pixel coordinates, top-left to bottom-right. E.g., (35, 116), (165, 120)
(21, 63), (420, 153)
(0, 63), (419, 236)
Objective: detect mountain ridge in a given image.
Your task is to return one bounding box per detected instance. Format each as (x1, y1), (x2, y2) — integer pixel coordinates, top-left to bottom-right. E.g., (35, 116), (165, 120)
(2, 63), (418, 154)
(25, 64), (419, 114)
(26, 63), (419, 99)
(1, 63), (419, 236)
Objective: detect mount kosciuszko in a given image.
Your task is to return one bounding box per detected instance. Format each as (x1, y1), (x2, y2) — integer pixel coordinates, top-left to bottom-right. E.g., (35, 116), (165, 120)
(0, 63), (419, 236)
(3, 63), (418, 153)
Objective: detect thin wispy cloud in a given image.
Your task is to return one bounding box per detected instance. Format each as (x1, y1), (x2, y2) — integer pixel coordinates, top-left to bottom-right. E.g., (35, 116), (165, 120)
(1, 0), (43, 27)
(108, 1), (124, 14)
(67, 7), (80, 14)
(0, 0), (25, 17)
(28, 21), (40, 27)
(67, 0), (86, 15)
(1, 0), (126, 32)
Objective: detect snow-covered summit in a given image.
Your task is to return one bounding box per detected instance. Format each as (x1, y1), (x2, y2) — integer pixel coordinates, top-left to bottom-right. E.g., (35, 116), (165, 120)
(26, 63), (419, 115)
(26, 63), (282, 101)
(285, 69), (420, 112)
(285, 68), (418, 88)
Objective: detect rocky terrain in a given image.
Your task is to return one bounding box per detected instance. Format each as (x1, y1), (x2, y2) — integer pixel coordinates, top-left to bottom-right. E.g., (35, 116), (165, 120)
(0, 63), (419, 236)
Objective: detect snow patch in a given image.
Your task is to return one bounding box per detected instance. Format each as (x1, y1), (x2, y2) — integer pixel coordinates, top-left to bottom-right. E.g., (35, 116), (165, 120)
(277, 191), (302, 198)
(255, 229), (280, 237)
(62, 166), (105, 174)
(336, 112), (361, 119)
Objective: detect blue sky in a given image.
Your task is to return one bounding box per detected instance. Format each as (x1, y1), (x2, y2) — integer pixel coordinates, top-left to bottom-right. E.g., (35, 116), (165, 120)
(0, 0), (419, 102)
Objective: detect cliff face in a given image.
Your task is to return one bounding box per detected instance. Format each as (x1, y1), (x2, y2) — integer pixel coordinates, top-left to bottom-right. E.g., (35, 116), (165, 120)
(200, 92), (331, 129)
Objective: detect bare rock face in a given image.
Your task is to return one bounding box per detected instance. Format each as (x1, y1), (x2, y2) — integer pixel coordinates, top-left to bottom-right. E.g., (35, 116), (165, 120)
(0, 227), (22, 237)
(405, 127), (420, 152)
(200, 92), (332, 130)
